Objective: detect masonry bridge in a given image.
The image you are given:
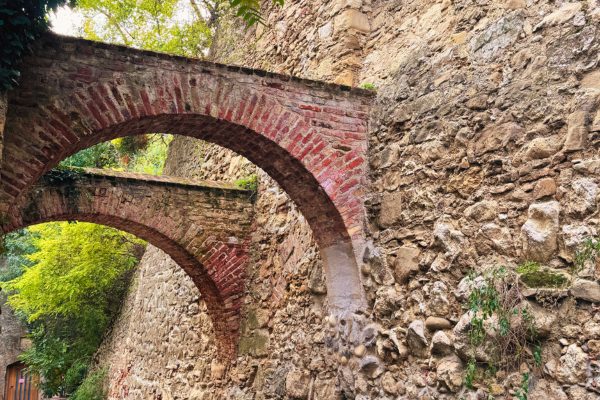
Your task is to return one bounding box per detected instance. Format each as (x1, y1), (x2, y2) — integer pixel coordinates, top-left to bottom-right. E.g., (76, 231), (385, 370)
(0, 32), (374, 358)
(2, 168), (254, 356)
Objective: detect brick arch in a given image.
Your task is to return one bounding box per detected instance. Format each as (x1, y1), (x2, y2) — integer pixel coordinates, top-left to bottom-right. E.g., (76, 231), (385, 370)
(3, 169), (254, 358)
(1, 32), (373, 312)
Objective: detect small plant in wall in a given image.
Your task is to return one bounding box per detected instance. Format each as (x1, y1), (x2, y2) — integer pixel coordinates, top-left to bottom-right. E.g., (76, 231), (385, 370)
(236, 175), (259, 191)
(573, 237), (600, 277)
(360, 83), (377, 91)
(461, 266), (540, 398)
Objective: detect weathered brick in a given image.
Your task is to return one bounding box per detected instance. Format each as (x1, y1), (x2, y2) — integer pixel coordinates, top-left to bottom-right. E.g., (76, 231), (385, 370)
(3, 169), (253, 359)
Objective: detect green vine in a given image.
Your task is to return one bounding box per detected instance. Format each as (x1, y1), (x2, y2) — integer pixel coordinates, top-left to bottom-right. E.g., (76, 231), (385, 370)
(42, 166), (88, 209)
(515, 373), (531, 400)
(0, 211), (12, 256)
(573, 237), (600, 276)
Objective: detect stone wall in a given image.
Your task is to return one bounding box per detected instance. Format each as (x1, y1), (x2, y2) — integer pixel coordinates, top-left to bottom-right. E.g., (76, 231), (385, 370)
(97, 0), (600, 399)
(96, 136), (331, 399)
(0, 91), (6, 192)
(0, 261), (28, 400)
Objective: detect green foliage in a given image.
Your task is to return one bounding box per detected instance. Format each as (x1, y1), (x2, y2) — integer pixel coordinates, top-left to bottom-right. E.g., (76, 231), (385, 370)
(573, 237), (600, 276)
(515, 373), (530, 400)
(236, 174), (258, 191)
(463, 266), (540, 388)
(0, 229), (39, 283)
(76, 0), (219, 57)
(0, 211), (13, 256)
(464, 356), (477, 389)
(113, 135), (149, 155)
(1, 221), (143, 395)
(2, 222), (144, 321)
(517, 261), (539, 275)
(0, 0), (75, 90)
(60, 134), (172, 175)
(359, 83), (377, 90)
(60, 141), (121, 170)
(230, 0), (283, 27)
(123, 134), (173, 175)
(71, 368), (108, 400)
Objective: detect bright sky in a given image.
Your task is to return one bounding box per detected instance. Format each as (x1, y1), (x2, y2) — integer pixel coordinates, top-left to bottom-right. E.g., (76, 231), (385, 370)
(49, 6), (82, 37)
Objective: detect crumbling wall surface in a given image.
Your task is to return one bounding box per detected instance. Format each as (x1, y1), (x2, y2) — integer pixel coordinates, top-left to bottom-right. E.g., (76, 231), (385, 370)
(0, 291), (28, 400)
(98, 136), (330, 399)
(98, 0), (600, 398)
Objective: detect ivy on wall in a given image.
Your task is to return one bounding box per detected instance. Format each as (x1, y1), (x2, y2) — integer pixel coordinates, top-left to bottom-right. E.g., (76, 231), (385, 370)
(0, 0), (76, 90)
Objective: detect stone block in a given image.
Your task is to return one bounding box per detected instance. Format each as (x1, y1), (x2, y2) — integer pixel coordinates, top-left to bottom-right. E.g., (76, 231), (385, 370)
(555, 344), (588, 384)
(564, 110), (588, 152)
(431, 331), (453, 355)
(425, 317), (452, 331)
(465, 200), (498, 222)
(379, 191), (402, 228)
(572, 279), (600, 303)
(504, 0), (526, 9)
(534, 2), (582, 31)
(239, 329), (270, 357)
(452, 32), (467, 44)
(333, 70), (354, 86)
(559, 224), (596, 263)
(285, 371), (311, 399)
(247, 308), (270, 330)
(533, 177), (556, 199)
(393, 246), (420, 283)
(335, 10), (370, 34)
(521, 201), (560, 263)
(470, 122), (525, 156)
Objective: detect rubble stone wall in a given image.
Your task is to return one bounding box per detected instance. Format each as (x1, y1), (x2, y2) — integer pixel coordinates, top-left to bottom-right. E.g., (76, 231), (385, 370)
(98, 0), (600, 399)
(0, 265), (28, 400)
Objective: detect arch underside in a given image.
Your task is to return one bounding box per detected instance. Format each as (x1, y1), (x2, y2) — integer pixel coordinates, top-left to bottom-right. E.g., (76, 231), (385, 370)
(5, 211), (241, 358)
(4, 113), (349, 248)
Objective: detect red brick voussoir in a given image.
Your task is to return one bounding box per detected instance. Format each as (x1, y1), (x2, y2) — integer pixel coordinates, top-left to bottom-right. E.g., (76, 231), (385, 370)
(3, 168), (254, 359)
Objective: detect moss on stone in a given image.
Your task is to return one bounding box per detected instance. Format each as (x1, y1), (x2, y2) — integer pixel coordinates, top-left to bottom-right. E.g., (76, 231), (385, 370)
(520, 269), (568, 288)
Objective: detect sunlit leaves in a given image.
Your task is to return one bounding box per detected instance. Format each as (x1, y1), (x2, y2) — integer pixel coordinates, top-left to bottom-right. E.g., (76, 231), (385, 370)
(75, 0), (216, 57)
(1, 221), (145, 394)
(2, 221), (144, 321)
(0, 0), (76, 90)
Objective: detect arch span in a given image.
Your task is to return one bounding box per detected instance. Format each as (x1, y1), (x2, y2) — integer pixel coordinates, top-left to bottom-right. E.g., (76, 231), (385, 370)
(3, 169), (254, 358)
(1, 32), (373, 312)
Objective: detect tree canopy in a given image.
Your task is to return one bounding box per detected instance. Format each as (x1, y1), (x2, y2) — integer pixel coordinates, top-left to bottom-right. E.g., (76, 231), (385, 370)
(1, 222), (145, 396)
(3, 222), (144, 322)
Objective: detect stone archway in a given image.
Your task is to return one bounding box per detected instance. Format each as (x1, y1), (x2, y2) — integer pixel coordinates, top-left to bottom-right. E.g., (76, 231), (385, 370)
(1, 32), (373, 315)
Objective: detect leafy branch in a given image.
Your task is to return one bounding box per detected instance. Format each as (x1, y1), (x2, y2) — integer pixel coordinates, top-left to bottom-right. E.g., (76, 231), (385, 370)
(230, 0), (283, 27)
